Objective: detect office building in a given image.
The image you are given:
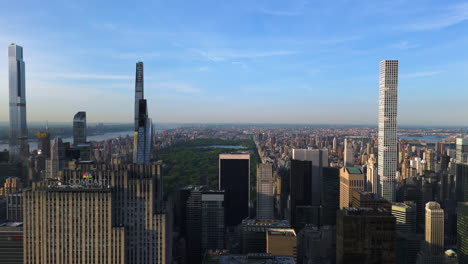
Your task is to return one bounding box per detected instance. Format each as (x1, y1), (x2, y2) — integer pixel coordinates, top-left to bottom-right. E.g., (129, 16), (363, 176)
(23, 181), (126, 263)
(0, 222), (23, 264)
(45, 137), (66, 178)
(336, 208), (396, 264)
(292, 148), (329, 206)
(133, 62), (152, 164)
(392, 202), (416, 233)
(458, 202), (468, 263)
(456, 138), (468, 164)
(351, 191), (391, 211)
(203, 252), (295, 264)
(256, 164), (274, 219)
(339, 167), (365, 208)
(456, 163), (468, 202)
(344, 138), (354, 167)
(297, 225), (335, 264)
(60, 162), (167, 264)
(240, 219), (290, 254)
(416, 202), (445, 263)
(378, 60), (399, 202)
(73, 111), (87, 145)
(290, 159), (313, 230)
(321, 167), (340, 226)
(6, 193), (22, 222)
(8, 44), (29, 161)
(367, 154), (378, 193)
(0, 177), (22, 196)
(219, 154), (250, 227)
(266, 229), (297, 260)
(37, 131), (50, 158)
(186, 186), (225, 264)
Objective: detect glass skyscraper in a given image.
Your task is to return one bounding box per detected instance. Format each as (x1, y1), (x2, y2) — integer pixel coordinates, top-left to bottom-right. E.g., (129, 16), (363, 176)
(378, 60), (398, 202)
(8, 43), (28, 161)
(133, 62), (152, 164)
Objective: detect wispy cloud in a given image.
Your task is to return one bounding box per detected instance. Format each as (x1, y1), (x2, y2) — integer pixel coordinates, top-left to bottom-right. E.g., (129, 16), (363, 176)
(232, 61), (248, 69)
(403, 71), (444, 78)
(192, 49), (301, 61)
(259, 8), (301, 16)
(405, 3), (468, 31)
(154, 82), (202, 94)
(30, 72), (134, 80)
(390, 41), (419, 50)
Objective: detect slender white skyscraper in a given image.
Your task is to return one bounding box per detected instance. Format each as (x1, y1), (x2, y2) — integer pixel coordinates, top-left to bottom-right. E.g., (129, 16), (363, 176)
(8, 43), (29, 161)
(378, 60), (398, 202)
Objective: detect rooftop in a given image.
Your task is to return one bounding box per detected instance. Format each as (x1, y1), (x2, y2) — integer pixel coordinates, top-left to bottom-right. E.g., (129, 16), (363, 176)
(267, 228), (296, 237)
(346, 167), (362, 174)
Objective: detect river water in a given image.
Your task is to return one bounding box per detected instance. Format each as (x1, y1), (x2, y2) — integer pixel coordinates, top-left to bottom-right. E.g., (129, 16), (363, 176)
(0, 131), (134, 151)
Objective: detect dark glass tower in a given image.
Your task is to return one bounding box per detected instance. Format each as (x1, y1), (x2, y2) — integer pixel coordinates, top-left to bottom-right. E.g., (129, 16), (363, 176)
(219, 154), (250, 227)
(321, 167), (339, 226)
(8, 44), (28, 161)
(73, 111), (86, 145)
(290, 159), (313, 230)
(133, 62), (152, 164)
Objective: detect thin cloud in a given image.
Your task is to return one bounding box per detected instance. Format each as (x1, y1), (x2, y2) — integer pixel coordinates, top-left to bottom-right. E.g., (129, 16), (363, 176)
(405, 3), (468, 31)
(403, 71), (443, 78)
(390, 41), (419, 50)
(192, 48), (301, 61)
(30, 73), (134, 80)
(155, 82), (202, 94)
(259, 8), (301, 16)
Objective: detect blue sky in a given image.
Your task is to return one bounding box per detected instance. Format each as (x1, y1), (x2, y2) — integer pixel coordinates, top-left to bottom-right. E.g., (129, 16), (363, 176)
(0, 0), (467, 125)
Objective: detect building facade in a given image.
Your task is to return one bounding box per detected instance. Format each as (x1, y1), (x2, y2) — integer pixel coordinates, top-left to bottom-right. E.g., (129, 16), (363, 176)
(378, 60), (399, 202)
(339, 167), (365, 208)
(219, 154), (250, 227)
(8, 44), (28, 161)
(256, 164), (274, 219)
(133, 62), (152, 164)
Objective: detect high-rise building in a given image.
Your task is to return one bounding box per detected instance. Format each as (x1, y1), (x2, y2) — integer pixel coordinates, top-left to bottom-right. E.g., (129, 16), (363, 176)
(186, 186), (225, 264)
(456, 138), (468, 164)
(133, 62), (152, 164)
(416, 202), (445, 263)
(240, 219), (290, 254)
(292, 148), (328, 206)
(367, 154), (378, 193)
(219, 154), (250, 227)
(339, 167), (365, 208)
(23, 181), (126, 263)
(351, 191), (391, 211)
(45, 137), (65, 178)
(378, 59), (399, 202)
(6, 193), (22, 222)
(256, 164), (274, 219)
(344, 138), (354, 167)
(0, 177), (22, 196)
(425, 202), (445, 254)
(392, 202), (416, 233)
(290, 159), (313, 230)
(321, 167), (340, 226)
(297, 225), (336, 264)
(8, 44), (28, 161)
(266, 229), (297, 260)
(73, 111), (87, 145)
(36, 131), (50, 158)
(0, 222), (23, 264)
(336, 208), (396, 264)
(458, 202), (468, 263)
(333, 137), (337, 152)
(456, 163), (468, 202)
(60, 163), (167, 264)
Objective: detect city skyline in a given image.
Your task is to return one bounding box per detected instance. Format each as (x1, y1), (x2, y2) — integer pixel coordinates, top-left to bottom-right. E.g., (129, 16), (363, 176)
(1, 1), (468, 125)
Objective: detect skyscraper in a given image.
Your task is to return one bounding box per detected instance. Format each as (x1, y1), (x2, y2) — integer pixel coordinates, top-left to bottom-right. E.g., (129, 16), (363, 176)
(344, 138), (353, 167)
(23, 181), (126, 263)
(256, 163), (275, 219)
(378, 60), (399, 202)
(367, 154), (378, 193)
(417, 202), (445, 263)
(456, 138), (468, 164)
(292, 148), (328, 206)
(392, 202), (416, 233)
(133, 62), (152, 164)
(339, 167), (365, 208)
(219, 154), (250, 227)
(8, 44), (28, 161)
(37, 131), (50, 158)
(73, 111), (87, 145)
(321, 167), (339, 226)
(458, 202), (468, 263)
(290, 159), (313, 230)
(336, 208), (396, 264)
(45, 137), (65, 178)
